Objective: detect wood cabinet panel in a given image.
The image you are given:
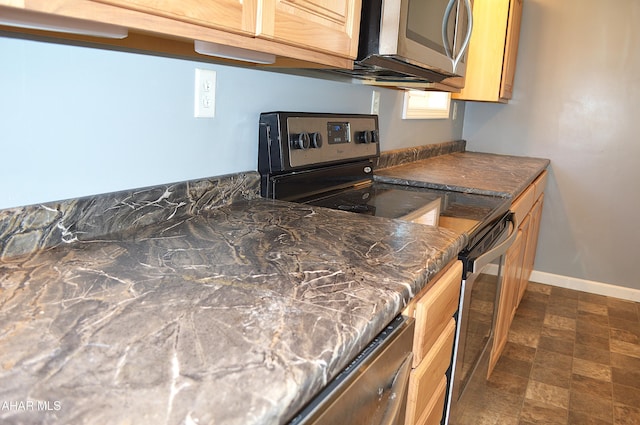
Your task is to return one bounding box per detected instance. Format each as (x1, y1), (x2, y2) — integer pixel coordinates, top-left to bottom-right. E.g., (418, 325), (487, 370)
(488, 169), (547, 375)
(499, 0), (523, 99)
(0, 0), (359, 67)
(92, 0), (258, 35)
(415, 376), (447, 425)
(453, 0), (524, 102)
(260, 0), (360, 57)
(411, 261), (462, 366)
(405, 320), (455, 425)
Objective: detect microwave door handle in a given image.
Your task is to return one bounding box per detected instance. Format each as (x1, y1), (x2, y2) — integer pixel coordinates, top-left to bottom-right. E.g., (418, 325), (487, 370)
(471, 212), (518, 273)
(441, 0), (457, 60)
(452, 0), (474, 72)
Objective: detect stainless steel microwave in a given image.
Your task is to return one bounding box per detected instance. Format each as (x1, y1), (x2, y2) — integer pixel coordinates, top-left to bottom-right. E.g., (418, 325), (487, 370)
(337, 0), (473, 91)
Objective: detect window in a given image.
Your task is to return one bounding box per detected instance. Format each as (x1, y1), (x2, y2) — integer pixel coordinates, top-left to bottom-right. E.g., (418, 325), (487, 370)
(402, 90), (451, 119)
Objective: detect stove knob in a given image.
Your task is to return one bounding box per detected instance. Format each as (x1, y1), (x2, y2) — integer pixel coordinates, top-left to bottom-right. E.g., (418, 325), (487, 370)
(370, 130), (379, 144)
(356, 130), (377, 144)
(310, 132), (323, 149)
(291, 132), (311, 150)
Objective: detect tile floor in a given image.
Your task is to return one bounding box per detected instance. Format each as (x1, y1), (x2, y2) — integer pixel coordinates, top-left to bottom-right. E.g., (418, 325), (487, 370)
(452, 281), (640, 425)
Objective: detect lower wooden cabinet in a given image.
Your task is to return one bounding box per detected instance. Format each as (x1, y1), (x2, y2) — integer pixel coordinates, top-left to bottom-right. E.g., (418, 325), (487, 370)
(403, 260), (462, 425)
(488, 170), (547, 375)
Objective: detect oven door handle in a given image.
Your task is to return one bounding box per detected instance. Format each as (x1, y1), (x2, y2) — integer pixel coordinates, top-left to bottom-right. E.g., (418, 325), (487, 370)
(471, 212), (518, 273)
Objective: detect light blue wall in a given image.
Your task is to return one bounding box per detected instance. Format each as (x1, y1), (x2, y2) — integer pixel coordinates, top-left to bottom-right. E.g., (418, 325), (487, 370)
(462, 0), (639, 290)
(0, 35), (464, 209)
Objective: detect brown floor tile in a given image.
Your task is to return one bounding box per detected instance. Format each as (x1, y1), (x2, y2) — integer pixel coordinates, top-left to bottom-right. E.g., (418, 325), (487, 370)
(610, 352), (640, 370)
(502, 341), (537, 363)
(538, 335), (575, 356)
(578, 300), (609, 316)
(547, 302), (579, 319)
(519, 398), (568, 425)
(573, 357), (612, 382)
(571, 374), (613, 399)
(610, 339), (640, 358)
(608, 304), (639, 322)
(458, 284), (639, 425)
(530, 363), (572, 389)
(609, 316), (640, 335)
(570, 391), (613, 422)
(493, 353), (533, 379)
(577, 321), (610, 339)
(568, 410), (612, 424)
(579, 292), (609, 305)
(551, 286), (580, 300)
(487, 369), (529, 396)
(544, 313), (577, 331)
(613, 403), (640, 425)
(613, 383), (640, 408)
(534, 348), (573, 371)
(525, 380), (570, 409)
(610, 327), (640, 345)
(611, 366), (640, 389)
(574, 342), (611, 365)
(575, 331), (610, 351)
(577, 310), (610, 328)
(508, 322), (542, 349)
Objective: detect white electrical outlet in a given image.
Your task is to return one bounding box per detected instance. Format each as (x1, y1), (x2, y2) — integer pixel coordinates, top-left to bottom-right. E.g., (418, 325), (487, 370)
(371, 91), (380, 115)
(194, 68), (216, 118)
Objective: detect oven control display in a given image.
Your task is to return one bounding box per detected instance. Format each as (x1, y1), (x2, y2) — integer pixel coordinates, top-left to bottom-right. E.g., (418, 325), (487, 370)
(327, 122), (351, 144)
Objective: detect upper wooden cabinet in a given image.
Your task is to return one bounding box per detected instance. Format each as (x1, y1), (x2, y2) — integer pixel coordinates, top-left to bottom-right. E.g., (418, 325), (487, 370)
(453, 0), (524, 102)
(92, 0), (259, 36)
(259, 0), (360, 58)
(0, 0), (361, 68)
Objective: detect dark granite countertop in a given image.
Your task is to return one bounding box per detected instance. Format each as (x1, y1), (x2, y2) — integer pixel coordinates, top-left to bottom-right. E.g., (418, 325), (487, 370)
(375, 151), (550, 198)
(0, 198), (464, 425)
(0, 146), (551, 425)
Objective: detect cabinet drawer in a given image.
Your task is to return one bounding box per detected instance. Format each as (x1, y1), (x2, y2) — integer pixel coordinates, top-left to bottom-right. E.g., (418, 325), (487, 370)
(416, 376), (447, 425)
(534, 170), (548, 200)
(511, 183), (535, 226)
(405, 319), (456, 425)
(411, 261), (462, 366)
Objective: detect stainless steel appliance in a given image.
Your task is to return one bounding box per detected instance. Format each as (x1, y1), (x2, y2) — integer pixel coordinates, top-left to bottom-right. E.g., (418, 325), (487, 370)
(334, 0), (473, 91)
(288, 315), (415, 425)
(258, 112), (515, 424)
(445, 210), (516, 425)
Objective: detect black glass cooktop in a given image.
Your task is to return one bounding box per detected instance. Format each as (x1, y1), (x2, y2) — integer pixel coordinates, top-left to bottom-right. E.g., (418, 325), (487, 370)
(303, 182), (510, 244)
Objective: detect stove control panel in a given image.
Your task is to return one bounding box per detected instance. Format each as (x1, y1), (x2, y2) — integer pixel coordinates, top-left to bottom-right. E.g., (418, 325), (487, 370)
(259, 112), (380, 172)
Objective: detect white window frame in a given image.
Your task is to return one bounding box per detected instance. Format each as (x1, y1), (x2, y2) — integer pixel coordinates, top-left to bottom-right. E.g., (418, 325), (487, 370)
(402, 90), (451, 119)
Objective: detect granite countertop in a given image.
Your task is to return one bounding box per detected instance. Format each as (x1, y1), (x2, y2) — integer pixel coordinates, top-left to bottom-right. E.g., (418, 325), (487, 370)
(375, 151), (551, 198)
(0, 198), (464, 425)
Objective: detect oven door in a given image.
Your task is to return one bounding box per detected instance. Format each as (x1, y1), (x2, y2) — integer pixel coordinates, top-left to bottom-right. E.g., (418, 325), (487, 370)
(447, 212), (517, 423)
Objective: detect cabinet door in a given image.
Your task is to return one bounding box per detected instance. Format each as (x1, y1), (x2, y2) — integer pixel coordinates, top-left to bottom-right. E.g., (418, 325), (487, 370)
(520, 194), (544, 301)
(405, 320), (455, 425)
(259, 0), (361, 58)
(452, 0), (523, 102)
(499, 0), (524, 99)
(93, 0), (258, 35)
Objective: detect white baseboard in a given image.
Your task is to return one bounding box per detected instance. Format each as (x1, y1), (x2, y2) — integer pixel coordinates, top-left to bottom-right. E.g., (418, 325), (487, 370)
(482, 265), (640, 302)
(529, 270), (640, 303)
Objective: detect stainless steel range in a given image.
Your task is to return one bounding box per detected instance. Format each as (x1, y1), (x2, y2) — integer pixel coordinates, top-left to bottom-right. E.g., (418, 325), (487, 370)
(258, 112), (517, 424)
